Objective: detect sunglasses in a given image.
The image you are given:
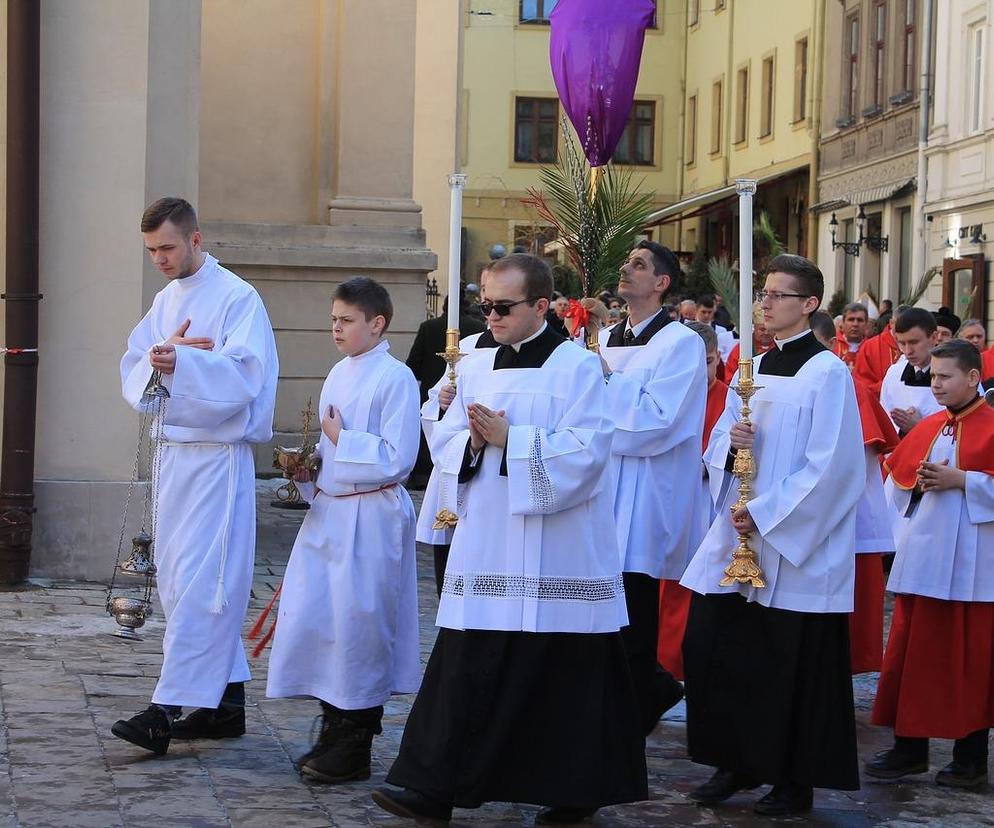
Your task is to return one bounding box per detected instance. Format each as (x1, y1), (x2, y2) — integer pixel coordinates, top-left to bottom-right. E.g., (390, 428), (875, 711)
(479, 298), (538, 318)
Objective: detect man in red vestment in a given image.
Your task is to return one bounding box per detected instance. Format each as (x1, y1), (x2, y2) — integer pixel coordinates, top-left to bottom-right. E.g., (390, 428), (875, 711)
(833, 302), (869, 370)
(868, 340), (994, 789)
(723, 302), (774, 379)
(657, 322), (727, 680)
(854, 307), (903, 396)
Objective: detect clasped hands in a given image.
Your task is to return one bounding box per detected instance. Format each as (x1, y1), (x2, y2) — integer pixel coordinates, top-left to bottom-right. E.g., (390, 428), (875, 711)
(917, 459), (965, 493)
(468, 403), (508, 453)
(148, 318), (214, 375)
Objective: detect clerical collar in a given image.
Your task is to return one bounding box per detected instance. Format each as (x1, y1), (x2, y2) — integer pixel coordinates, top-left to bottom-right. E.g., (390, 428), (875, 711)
(773, 328), (813, 350)
(946, 394), (981, 418)
(758, 329), (826, 377)
(626, 308), (664, 339)
(173, 252), (215, 289)
(900, 360), (931, 386)
(510, 321), (547, 352)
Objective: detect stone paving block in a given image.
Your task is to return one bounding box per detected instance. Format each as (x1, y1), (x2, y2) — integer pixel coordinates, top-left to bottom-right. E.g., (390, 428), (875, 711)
(12, 805), (125, 828)
(227, 805), (332, 827)
(79, 673), (158, 698)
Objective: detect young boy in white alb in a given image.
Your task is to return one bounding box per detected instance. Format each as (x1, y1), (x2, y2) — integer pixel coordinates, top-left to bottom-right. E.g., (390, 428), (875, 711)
(266, 277), (422, 784)
(868, 339), (994, 789)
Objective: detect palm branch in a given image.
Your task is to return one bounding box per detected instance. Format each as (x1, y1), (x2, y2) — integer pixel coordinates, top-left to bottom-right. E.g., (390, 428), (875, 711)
(522, 121), (656, 296)
(707, 256), (738, 322)
(899, 266), (940, 308)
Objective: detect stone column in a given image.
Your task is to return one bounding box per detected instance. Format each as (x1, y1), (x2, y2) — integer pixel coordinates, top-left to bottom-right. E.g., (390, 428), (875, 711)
(328, 0), (422, 229)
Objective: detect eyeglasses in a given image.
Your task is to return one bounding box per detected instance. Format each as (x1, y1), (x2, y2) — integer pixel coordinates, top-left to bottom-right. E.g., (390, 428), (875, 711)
(480, 298), (537, 317)
(755, 290), (810, 302)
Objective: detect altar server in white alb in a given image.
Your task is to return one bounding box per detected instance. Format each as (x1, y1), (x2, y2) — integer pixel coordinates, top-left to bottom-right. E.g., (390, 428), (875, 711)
(681, 255), (863, 817)
(373, 254), (646, 826)
(868, 340), (994, 789)
(418, 268), (498, 596)
(266, 277), (422, 784)
(114, 198), (278, 755)
(880, 308), (943, 437)
(598, 241), (707, 735)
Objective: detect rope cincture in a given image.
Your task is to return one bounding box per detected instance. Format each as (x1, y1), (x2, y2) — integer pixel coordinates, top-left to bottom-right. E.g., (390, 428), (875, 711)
(0, 348), (39, 354)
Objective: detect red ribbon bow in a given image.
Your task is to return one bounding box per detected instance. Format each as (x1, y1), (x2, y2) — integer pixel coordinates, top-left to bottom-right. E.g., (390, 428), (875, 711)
(563, 298), (590, 330)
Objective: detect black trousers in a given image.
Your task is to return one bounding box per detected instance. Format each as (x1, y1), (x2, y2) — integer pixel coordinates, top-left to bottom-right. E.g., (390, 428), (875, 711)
(620, 572), (679, 736)
(433, 545), (450, 598)
(321, 701), (384, 733)
(896, 730), (990, 765)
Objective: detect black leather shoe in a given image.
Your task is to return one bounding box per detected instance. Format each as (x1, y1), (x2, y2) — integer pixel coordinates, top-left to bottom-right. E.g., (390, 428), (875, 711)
(371, 787), (452, 824)
(301, 720), (374, 784)
(170, 706), (245, 740)
(753, 783), (813, 816)
(864, 747), (929, 780)
(935, 760), (988, 788)
(688, 768), (760, 804)
(535, 806), (598, 824)
(111, 705), (171, 755)
(649, 671), (685, 729)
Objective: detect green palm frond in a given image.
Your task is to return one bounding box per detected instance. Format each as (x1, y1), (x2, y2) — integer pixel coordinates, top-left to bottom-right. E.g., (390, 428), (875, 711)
(707, 256), (738, 322)
(899, 266), (940, 308)
(522, 121), (657, 296)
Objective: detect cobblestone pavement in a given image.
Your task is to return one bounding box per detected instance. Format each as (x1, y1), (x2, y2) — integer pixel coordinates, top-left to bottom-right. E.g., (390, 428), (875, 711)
(0, 480), (988, 827)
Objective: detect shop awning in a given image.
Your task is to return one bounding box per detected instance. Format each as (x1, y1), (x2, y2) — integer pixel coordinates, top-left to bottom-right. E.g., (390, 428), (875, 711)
(810, 178), (916, 214)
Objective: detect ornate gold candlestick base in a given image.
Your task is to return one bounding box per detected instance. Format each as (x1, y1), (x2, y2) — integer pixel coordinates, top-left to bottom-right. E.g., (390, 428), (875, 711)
(434, 328), (465, 529)
(719, 360), (766, 588)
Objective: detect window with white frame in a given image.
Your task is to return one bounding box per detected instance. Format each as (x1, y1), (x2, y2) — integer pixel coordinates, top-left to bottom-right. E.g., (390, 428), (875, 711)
(970, 23), (985, 133)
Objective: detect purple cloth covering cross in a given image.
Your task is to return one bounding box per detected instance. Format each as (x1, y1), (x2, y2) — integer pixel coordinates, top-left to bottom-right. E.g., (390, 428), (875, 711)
(549, 0), (657, 167)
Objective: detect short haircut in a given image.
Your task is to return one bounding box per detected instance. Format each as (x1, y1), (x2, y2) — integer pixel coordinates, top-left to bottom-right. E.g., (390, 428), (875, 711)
(698, 293), (716, 308)
(333, 276), (394, 331)
(636, 241), (681, 300)
(842, 302), (868, 318)
(141, 197), (198, 236)
(489, 253), (554, 301)
(684, 320), (718, 353)
(680, 298), (698, 309)
(931, 338), (982, 374)
(894, 306), (937, 336)
(766, 253), (824, 305)
(809, 310), (837, 344)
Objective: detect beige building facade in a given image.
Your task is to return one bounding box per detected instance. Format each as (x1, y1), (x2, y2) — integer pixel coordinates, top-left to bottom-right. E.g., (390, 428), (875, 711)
(655, 0), (819, 264)
(1, 0), (434, 579)
(813, 0), (924, 308)
(921, 0), (994, 345)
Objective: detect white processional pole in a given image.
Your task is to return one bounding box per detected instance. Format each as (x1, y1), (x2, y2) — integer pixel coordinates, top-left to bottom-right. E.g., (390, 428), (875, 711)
(720, 178), (765, 589)
(441, 173), (468, 387)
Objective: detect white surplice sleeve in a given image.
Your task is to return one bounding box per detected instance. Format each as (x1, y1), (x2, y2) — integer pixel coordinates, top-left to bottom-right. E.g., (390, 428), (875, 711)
(120, 305), (159, 411)
(746, 364), (863, 567)
(604, 332), (706, 457)
(965, 471), (994, 525)
(164, 291), (276, 429)
(702, 384), (742, 504)
(332, 366), (421, 486)
(504, 354), (614, 516)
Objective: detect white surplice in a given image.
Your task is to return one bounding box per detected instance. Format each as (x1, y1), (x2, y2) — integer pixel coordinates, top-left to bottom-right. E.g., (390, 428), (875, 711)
(880, 356), (943, 431)
(120, 253), (278, 708)
(266, 340), (422, 708)
(886, 430), (994, 602)
(681, 351), (863, 613)
(598, 318), (708, 579)
(432, 341), (627, 633)
(417, 331), (489, 546)
(856, 445), (895, 554)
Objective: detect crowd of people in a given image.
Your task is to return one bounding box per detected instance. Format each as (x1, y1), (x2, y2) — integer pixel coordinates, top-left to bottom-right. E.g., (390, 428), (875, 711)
(112, 197), (994, 825)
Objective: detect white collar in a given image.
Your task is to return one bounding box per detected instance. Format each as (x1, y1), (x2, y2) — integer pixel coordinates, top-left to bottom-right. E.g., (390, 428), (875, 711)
(774, 328), (812, 350)
(511, 321), (547, 352)
(626, 308), (664, 339)
(347, 338), (390, 361)
(172, 252), (215, 290)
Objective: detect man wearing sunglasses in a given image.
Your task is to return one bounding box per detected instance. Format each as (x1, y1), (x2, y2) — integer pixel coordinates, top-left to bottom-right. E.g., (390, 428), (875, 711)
(598, 241), (708, 739)
(375, 254), (645, 825)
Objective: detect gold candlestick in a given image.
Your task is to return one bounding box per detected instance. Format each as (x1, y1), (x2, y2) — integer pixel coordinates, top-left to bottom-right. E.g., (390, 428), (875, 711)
(433, 328), (465, 530)
(719, 359), (766, 588)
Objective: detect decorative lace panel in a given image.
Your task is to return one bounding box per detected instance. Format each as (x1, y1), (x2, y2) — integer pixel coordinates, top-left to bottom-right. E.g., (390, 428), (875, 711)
(528, 428), (556, 512)
(442, 572), (624, 603)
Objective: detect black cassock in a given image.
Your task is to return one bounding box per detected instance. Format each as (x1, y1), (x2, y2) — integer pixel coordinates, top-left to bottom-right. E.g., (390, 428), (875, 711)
(387, 326), (648, 810)
(682, 332), (860, 791)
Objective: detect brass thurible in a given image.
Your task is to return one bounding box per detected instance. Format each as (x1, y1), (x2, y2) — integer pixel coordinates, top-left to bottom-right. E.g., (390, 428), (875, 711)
(434, 328), (466, 530)
(719, 359), (766, 588)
